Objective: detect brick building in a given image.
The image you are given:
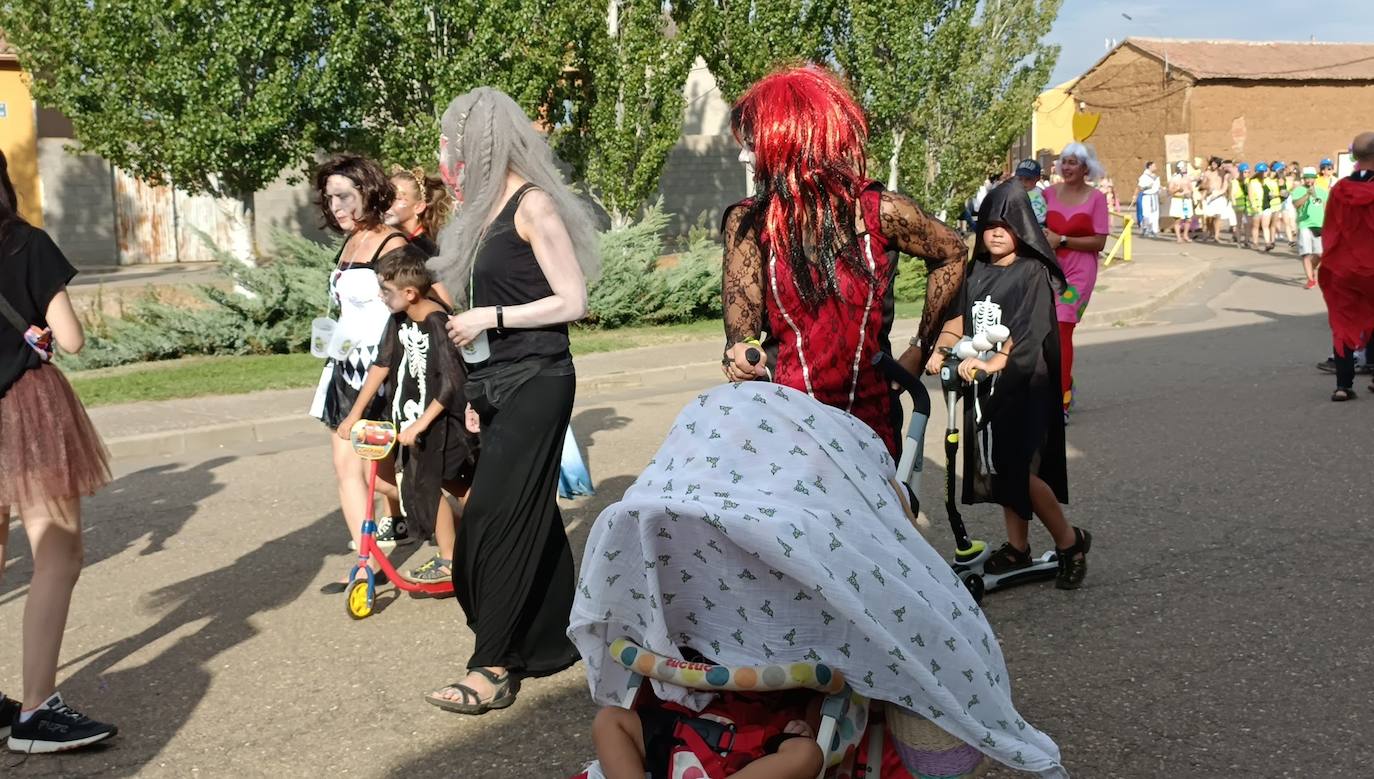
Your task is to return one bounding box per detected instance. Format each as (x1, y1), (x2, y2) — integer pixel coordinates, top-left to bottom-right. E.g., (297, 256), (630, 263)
(1071, 38), (1374, 194)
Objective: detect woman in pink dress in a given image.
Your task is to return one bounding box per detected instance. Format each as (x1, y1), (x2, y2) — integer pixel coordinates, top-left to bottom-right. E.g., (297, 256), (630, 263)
(1042, 143), (1110, 420)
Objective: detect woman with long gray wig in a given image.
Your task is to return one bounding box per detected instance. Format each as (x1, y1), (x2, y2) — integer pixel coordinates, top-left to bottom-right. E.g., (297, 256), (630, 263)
(425, 87), (597, 715)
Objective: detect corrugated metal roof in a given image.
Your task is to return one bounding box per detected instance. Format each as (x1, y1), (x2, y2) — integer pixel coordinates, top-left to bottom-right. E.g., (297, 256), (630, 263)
(1125, 37), (1374, 81)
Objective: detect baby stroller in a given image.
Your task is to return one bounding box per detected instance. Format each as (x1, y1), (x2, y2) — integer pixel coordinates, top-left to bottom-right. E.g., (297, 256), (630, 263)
(570, 358), (997, 779)
(571, 637), (988, 779)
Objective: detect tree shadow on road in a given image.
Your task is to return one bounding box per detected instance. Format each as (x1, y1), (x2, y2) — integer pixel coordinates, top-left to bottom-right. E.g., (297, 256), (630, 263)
(3, 507), (342, 777)
(1, 457), (233, 605)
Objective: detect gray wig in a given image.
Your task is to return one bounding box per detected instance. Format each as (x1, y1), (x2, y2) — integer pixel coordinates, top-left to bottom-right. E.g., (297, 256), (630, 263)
(432, 87), (600, 307)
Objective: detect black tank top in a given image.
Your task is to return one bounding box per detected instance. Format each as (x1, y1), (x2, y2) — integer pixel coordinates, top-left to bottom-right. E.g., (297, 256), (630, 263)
(471, 184), (570, 366)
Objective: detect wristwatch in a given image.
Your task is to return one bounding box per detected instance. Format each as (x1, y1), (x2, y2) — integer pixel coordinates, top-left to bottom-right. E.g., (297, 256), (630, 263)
(908, 335), (923, 349)
(1058, 236), (1069, 248)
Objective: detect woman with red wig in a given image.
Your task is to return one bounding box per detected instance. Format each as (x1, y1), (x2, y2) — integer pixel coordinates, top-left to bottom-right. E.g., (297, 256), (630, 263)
(718, 66), (968, 455)
(570, 66), (1066, 778)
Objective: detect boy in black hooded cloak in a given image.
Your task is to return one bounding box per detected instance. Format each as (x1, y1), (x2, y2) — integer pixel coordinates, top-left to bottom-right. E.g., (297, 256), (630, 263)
(925, 180), (1093, 589)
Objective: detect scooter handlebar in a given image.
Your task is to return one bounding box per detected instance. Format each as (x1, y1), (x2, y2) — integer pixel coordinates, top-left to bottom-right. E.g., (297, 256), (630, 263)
(873, 352), (931, 417)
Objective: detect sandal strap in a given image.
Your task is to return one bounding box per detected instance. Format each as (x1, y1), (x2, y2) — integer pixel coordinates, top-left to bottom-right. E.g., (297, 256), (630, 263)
(468, 667), (509, 685)
(433, 683), (482, 706)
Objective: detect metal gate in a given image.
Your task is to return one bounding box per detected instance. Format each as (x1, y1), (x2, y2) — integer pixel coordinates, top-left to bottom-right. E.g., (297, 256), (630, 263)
(113, 168), (253, 264)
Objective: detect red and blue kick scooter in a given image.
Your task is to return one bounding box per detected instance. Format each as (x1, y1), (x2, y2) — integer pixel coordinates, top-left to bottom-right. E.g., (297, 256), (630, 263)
(345, 419), (454, 619)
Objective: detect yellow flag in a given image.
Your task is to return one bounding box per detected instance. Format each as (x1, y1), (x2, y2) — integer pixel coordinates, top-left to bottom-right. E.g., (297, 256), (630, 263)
(1072, 112), (1100, 142)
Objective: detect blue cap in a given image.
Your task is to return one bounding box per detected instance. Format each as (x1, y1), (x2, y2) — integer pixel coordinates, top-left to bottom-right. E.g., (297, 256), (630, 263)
(1238, 162), (1249, 172)
(1321, 158), (1334, 167)
(1256, 162), (1269, 172)
(1015, 159), (1042, 179)
(1272, 161), (1286, 171)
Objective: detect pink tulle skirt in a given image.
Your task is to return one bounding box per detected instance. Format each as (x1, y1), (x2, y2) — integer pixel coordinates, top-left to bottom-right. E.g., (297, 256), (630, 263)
(0, 362), (111, 507)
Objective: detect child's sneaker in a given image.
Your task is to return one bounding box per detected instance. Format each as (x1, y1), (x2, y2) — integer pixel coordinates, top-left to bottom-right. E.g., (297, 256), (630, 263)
(984, 542), (1034, 575)
(0, 694), (19, 740)
(1055, 527), (1093, 590)
(7, 693), (117, 753)
(373, 516), (411, 549)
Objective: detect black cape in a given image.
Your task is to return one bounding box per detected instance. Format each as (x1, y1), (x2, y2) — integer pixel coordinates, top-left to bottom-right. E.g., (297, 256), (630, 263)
(960, 181), (1068, 519)
(375, 310), (479, 537)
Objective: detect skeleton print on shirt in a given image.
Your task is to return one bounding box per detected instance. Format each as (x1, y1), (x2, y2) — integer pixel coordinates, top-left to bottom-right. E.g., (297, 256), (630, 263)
(394, 320), (431, 432)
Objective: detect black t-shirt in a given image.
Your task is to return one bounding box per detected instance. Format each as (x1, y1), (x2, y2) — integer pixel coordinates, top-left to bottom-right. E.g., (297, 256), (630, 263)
(408, 230), (440, 258)
(0, 223), (77, 398)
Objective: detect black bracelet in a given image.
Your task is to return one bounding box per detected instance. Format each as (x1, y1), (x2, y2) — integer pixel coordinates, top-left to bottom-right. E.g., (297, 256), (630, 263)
(495, 305), (504, 332)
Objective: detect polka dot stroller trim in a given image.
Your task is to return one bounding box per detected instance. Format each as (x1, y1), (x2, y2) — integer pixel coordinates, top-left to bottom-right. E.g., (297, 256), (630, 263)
(568, 383), (1066, 777)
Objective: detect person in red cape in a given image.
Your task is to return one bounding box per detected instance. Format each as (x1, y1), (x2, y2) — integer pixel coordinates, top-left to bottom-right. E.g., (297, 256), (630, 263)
(719, 65), (968, 456)
(1318, 131), (1374, 402)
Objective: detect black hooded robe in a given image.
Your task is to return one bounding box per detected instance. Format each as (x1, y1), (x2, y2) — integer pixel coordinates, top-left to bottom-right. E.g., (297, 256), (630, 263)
(960, 181), (1068, 520)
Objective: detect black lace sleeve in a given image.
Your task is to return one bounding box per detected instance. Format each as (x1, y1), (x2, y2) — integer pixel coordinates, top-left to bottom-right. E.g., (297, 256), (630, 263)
(721, 205), (765, 346)
(878, 191), (968, 360)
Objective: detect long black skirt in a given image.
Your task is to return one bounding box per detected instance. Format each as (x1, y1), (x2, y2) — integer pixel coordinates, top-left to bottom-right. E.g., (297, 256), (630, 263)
(455, 371), (580, 677)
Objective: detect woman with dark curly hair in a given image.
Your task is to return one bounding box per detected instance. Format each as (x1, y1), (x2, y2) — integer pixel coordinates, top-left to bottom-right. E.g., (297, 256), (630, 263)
(310, 154), (409, 592)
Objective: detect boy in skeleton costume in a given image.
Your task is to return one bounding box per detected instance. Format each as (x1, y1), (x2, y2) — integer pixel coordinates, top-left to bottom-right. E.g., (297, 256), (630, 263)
(927, 180), (1092, 590)
(339, 244), (477, 573)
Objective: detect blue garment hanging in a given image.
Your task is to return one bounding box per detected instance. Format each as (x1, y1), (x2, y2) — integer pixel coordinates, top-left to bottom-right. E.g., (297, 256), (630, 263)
(558, 425), (594, 498)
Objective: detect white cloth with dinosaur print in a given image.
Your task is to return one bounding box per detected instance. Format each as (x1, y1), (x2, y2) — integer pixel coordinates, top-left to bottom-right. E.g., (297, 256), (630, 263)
(569, 382), (1065, 777)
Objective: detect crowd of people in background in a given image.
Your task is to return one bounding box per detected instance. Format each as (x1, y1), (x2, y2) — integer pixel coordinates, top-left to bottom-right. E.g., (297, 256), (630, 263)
(1132, 155), (1338, 286)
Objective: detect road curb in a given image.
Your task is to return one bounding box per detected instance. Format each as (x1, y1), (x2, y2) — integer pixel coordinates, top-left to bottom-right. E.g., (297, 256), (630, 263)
(1079, 261), (1212, 328)
(105, 262), (1210, 459)
(105, 414), (324, 460)
(103, 364), (721, 459)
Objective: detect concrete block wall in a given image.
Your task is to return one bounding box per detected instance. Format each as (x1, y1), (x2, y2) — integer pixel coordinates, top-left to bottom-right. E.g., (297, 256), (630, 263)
(36, 137), (119, 268)
(253, 166), (334, 255)
(655, 134), (748, 237)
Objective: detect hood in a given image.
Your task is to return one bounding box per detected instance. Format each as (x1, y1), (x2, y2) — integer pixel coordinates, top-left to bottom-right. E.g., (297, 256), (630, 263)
(974, 180), (1066, 285)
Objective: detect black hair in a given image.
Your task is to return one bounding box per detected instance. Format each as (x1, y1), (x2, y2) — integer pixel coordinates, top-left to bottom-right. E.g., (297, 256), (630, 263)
(0, 150), (27, 247)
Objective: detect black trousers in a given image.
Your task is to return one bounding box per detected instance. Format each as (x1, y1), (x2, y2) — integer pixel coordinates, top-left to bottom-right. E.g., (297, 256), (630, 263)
(454, 371), (580, 677)
(1334, 331), (1374, 390)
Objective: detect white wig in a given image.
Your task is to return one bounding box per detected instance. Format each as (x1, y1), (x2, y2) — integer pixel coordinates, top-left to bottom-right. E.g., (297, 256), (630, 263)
(1057, 142), (1105, 180)
(433, 87), (601, 308)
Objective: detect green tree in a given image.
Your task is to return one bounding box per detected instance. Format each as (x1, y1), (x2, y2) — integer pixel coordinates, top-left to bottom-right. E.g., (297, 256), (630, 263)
(693, 0), (839, 104)
(333, 1), (581, 168)
(576, 1), (698, 227)
(837, 0), (971, 192)
(0, 1), (346, 251)
(891, 0), (1061, 216)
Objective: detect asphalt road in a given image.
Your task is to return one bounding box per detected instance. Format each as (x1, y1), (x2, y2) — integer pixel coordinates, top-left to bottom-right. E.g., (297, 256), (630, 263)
(2, 246), (1369, 778)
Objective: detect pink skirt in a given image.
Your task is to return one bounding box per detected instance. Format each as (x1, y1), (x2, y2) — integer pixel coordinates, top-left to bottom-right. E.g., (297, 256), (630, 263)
(0, 362), (111, 507)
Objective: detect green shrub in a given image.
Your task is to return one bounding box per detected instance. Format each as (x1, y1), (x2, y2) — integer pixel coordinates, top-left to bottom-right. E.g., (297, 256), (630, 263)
(65, 230), (336, 370)
(586, 202), (724, 328)
(893, 255), (929, 303)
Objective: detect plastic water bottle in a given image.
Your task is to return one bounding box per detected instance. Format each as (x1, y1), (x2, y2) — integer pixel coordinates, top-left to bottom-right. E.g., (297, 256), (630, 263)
(461, 330), (490, 364)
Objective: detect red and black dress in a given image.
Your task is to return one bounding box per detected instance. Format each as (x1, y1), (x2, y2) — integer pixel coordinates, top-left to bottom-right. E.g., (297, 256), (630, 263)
(722, 182), (967, 456)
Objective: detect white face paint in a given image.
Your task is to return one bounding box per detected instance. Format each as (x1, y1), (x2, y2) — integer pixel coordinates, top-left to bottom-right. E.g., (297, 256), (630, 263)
(738, 146), (756, 165)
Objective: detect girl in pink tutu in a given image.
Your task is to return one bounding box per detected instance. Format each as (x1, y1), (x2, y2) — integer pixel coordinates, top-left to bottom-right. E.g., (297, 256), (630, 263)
(0, 150), (117, 753)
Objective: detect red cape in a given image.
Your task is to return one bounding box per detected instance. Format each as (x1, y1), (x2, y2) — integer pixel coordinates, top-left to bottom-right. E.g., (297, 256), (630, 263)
(1318, 174), (1374, 351)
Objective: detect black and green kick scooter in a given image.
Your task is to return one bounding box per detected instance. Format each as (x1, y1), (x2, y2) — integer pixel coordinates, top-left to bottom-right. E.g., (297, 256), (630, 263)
(876, 345), (1057, 603)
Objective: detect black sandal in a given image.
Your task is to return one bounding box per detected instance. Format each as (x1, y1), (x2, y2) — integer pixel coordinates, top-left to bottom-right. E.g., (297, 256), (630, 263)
(1332, 388), (1358, 402)
(984, 542), (1033, 575)
(1055, 527), (1092, 590)
(425, 668), (517, 715)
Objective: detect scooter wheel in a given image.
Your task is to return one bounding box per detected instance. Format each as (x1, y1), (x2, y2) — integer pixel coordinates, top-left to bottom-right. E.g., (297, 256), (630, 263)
(961, 573), (985, 604)
(346, 579), (374, 620)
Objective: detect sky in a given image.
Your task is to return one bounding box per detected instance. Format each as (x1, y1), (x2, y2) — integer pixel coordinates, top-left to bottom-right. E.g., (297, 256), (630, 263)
(1045, 0), (1373, 85)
